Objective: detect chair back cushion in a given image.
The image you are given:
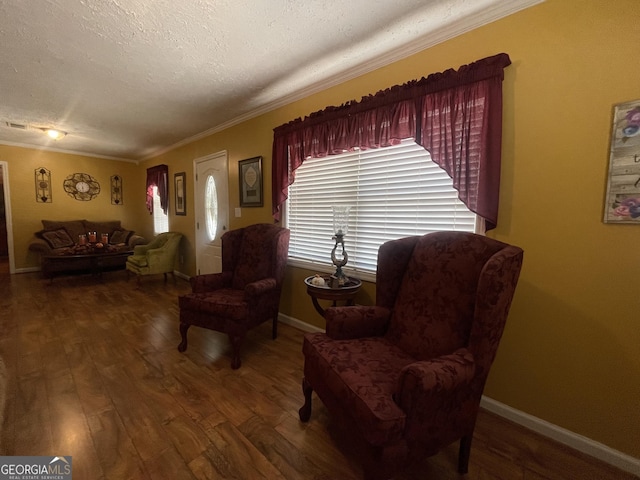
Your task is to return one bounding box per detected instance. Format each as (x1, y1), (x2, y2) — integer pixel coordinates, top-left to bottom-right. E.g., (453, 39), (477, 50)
(231, 224), (289, 289)
(150, 232), (171, 248)
(384, 232), (512, 360)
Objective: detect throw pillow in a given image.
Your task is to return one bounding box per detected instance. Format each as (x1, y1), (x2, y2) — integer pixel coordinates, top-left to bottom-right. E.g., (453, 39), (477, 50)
(41, 220), (86, 240)
(39, 228), (74, 249)
(110, 229), (133, 245)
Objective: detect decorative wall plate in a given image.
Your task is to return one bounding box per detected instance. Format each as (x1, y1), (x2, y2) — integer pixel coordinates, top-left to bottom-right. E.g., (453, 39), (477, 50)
(63, 172), (100, 201)
(35, 167), (52, 203)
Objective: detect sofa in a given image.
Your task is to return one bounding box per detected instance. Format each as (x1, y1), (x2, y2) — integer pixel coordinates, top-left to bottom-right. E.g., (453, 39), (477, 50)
(28, 219), (146, 276)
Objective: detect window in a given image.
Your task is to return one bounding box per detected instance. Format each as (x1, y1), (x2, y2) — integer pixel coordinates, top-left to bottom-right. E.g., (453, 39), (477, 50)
(204, 174), (219, 241)
(152, 185), (169, 235)
(286, 139), (477, 280)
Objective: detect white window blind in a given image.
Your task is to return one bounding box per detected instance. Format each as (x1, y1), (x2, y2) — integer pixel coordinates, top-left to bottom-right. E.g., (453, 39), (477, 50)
(152, 186), (169, 235)
(286, 139), (476, 277)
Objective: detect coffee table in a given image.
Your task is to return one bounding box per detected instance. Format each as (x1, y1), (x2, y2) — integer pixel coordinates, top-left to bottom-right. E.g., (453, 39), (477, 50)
(42, 249), (133, 282)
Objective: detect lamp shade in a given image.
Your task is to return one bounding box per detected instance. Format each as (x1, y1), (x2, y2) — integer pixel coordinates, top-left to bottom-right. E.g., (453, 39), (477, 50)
(332, 205), (352, 235)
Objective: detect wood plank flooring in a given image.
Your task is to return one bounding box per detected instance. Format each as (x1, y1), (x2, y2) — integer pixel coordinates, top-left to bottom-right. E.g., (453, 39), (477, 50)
(0, 269), (635, 479)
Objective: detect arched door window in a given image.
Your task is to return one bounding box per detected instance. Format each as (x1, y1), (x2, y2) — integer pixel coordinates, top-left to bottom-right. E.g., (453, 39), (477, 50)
(205, 175), (218, 241)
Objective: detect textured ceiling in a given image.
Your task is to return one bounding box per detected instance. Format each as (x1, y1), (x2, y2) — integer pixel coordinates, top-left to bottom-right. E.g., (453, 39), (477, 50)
(0, 0), (541, 162)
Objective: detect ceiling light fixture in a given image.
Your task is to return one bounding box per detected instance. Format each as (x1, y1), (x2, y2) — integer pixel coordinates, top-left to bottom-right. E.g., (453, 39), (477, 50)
(41, 128), (67, 140)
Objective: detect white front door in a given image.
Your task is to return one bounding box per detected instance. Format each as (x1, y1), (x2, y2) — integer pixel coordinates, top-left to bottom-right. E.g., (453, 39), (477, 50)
(194, 151), (229, 275)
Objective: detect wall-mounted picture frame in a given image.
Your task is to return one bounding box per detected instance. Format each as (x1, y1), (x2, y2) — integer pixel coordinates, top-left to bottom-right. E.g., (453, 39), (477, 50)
(239, 156), (263, 207)
(603, 98), (640, 223)
(35, 167), (52, 203)
(174, 172), (186, 215)
(111, 175), (123, 205)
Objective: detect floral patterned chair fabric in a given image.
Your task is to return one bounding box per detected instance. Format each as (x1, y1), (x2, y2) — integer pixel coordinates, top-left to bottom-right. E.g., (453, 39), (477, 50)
(178, 224), (290, 369)
(299, 231), (523, 479)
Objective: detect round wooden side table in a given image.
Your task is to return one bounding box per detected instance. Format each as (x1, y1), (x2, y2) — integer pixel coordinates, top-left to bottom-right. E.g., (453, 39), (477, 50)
(304, 275), (362, 317)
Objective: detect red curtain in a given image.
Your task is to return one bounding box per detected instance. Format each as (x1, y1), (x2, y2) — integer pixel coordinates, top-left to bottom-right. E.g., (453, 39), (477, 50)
(271, 53), (511, 230)
(146, 164), (168, 215)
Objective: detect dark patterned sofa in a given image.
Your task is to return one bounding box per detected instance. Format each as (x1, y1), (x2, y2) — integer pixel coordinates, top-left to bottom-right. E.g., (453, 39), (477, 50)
(28, 219), (146, 275)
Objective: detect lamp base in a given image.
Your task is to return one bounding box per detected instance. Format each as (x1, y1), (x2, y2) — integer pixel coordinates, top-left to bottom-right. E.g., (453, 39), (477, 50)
(330, 270), (348, 288)
(331, 233), (349, 287)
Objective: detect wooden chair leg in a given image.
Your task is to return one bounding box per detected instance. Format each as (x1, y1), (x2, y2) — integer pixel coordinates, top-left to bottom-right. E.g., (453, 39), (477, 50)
(163, 272), (168, 283)
(177, 323), (190, 352)
(458, 434), (473, 474)
(272, 316), (278, 339)
(298, 377), (313, 422)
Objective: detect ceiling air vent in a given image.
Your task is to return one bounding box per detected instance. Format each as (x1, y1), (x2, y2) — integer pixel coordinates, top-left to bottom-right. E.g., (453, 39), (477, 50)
(5, 122), (28, 130)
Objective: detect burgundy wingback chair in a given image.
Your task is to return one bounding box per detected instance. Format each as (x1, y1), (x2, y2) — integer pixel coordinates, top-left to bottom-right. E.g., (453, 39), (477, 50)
(299, 231), (523, 479)
(178, 223), (290, 369)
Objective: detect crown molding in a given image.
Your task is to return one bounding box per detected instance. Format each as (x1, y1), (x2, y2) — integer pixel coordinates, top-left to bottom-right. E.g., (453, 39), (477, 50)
(0, 139), (138, 163)
(145, 0), (544, 161)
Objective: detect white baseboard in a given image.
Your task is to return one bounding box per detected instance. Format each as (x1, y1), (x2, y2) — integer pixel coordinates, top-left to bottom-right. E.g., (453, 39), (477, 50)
(481, 397), (640, 476)
(278, 313), (325, 333)
(14, 267), (39, 274)
(174, 270), (190, 281)
(279, 314), (640, 477)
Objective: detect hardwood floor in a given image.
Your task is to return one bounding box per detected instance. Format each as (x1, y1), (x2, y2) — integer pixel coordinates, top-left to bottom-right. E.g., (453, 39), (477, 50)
(0, 270), (635, 479)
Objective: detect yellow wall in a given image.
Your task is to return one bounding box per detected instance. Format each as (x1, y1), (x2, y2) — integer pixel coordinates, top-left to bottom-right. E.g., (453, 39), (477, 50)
(137, 115), (278, 275)
(0, 145), (147, 269)
(2, 0), (638, 460)
(142, 0), (640, 458)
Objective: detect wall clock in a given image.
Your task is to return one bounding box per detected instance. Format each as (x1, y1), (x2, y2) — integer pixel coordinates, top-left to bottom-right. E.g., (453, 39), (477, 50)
(63, 172), (100, 201)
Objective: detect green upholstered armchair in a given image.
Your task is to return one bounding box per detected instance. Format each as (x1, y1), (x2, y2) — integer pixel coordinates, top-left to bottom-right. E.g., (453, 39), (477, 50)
(126, 232), (182, 284)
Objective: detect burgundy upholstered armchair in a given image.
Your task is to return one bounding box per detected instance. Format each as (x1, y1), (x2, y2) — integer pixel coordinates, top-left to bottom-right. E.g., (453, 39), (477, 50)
(178, 223), (290, 369)
(299, 231), (523, 479)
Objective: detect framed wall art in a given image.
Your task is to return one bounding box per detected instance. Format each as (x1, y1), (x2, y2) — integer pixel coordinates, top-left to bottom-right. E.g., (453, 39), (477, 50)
(603, 98), (640, 223)
(111, 175), (123, 205)
(239, 156), (263, 207)
(35, 167), (52, 203)
(174, 172), (186, 215)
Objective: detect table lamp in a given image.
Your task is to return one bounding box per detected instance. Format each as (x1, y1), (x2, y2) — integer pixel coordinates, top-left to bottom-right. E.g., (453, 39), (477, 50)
(331, 205), (352, 286)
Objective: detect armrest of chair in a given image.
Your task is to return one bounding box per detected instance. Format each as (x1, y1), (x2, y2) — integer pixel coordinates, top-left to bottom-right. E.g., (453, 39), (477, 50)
(394, 348), (475, 414)
(145, 247), (170, 265)
(128, 234), (146, 249)
(325, 306), (391, 340)
(245, 278), (277, 297)
(133, 243), (151, 255)
(190, 272), (232, 292)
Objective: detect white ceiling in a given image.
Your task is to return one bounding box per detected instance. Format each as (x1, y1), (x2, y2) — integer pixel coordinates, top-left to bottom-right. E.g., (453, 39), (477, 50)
(0, 0), (541, 162)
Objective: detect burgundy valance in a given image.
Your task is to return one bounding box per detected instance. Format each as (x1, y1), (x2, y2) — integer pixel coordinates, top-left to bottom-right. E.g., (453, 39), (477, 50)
(272, 53), (511, 230)
(146, 164), (168, 215)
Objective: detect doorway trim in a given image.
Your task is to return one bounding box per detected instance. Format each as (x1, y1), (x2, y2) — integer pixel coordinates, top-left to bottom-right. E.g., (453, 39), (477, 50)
(0, 161), (15, 274)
